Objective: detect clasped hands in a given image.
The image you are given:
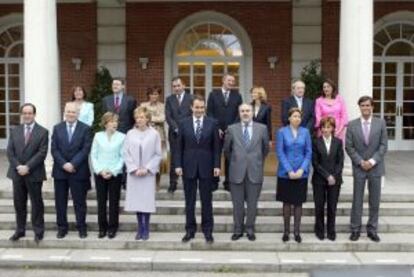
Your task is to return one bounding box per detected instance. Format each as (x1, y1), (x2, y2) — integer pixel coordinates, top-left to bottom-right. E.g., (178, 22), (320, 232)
(288, 168), (304, 180)
(175, 167), (221, 177)
(16, 165), (30, 176)
(360, 160), (374, 171)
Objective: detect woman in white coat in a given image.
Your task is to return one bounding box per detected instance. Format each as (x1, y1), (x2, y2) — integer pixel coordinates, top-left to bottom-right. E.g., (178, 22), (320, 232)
(124, 106), (162, 241)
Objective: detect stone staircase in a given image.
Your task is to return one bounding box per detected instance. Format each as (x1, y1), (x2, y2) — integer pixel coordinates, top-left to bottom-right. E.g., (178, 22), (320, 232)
(0, 177), (413, 274)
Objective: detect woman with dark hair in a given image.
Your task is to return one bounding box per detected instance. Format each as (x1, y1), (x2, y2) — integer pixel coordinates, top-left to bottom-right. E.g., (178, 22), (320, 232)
(140, 86), (166, 190)
(314, 79), (348, 141)
(71, 86), (94, 126)
(276, 107), (312, 243)
(312, 116), (344, 241)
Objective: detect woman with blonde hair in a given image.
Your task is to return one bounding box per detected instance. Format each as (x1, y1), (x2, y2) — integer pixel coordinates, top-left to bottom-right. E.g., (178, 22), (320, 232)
(91, 112), (125, 239)
(123, 107), (162, 241)
(250, 86), (273, 144)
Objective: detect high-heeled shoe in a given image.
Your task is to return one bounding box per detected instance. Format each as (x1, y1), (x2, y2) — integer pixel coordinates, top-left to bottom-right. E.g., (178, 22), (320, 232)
(294, 233), (302, 243)
(282, 233), (290, 242)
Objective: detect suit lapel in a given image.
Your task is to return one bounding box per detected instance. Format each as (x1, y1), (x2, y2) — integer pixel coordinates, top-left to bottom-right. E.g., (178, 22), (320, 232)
(368, 118), (378, 145)
(248, 123), (260, 150)
(119, 94), (128, 112)
(24, 123), (38, 150)
(17, 125), (25, 150)
(290, 96), (298, 108)
(107, 95), (115, 111)
(355, 120), (367, 146)
(255, 104), (264, 120)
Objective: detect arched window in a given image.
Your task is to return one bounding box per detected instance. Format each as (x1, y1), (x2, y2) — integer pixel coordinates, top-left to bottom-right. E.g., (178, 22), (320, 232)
(165, 11), (252, 100)
(373, 21), (414, 150)
(0, 24), (24, 147)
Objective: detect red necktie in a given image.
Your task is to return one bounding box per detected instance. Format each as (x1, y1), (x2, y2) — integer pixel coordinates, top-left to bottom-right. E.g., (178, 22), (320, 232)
(114, 96), (120, 113)
(25, 125), (32, 145)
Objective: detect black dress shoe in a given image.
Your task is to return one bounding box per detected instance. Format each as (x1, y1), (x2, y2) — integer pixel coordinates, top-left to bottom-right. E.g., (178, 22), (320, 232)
(79, 230), (88, 239)
(9, 232), (25, 241)
(315, 232), (325, 241)
(349, 232), (360, 241)
(205, 234), (214, 244)
(108, 231), (116, 239)
(294, 234), (302, 243)
(247, 233), (256, 241)
(282, 233), (290, 242)
(367, 232), (380, 242)
(327, 233), (336, 241)
(167, 184), (177, 193)
(223, 183), (230, 192)
(56, 230), (67, 239)
(34, 234), (43, 244)
(231, 233), (243, 241)
(98, 230), (107, 239)
(181, 232), (195, 243)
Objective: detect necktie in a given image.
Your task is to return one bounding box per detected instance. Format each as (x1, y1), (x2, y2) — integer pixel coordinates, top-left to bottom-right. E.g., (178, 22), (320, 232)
(24, 125), (32, 145)
(177, 94), (182, 105)
(242, 123), (250, 147)
(224, 91), (229, 105)
(363, 121), (370, 145)
(68, 123), (73, 143)
(195, 119), (202, 143)
(114, 96), (120, 113)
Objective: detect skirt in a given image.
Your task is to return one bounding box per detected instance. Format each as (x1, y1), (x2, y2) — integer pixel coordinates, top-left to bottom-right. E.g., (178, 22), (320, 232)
(276, 177), (308, 205)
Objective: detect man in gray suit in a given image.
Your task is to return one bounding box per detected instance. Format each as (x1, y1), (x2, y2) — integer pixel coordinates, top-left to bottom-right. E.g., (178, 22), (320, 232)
(346, 95), (388, 242)
(223, 103), (269, 241)
(7, 103), (48, 243)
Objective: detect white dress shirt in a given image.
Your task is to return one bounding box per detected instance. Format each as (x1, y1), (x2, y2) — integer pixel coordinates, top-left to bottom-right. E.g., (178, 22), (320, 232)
(241, 120), (253, 141)
(323, 135), (332, 154)
(193, 116), (204, 134)
(294, 95), (303, 110)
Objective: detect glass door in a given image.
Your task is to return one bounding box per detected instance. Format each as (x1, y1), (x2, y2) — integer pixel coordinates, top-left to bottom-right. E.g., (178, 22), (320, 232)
(373, 59), (414, 150)
(0, 60), (24, 148)
(176, 59), (240, 99)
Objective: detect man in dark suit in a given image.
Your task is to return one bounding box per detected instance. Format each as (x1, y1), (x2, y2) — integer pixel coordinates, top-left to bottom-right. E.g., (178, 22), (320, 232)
(281, 79), (315, 132)
(165, 76), (193, 193)
(51, 102), (92, 239)
(207, 73), (242, 191)
(346, 96), (388, 242)
(175, 95), (221, 244)
(7, 103), (48, 243)
(102, 78), (137, 134)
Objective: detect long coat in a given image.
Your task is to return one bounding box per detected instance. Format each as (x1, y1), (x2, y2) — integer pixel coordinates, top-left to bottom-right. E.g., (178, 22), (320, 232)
(123, 127), (162, 213)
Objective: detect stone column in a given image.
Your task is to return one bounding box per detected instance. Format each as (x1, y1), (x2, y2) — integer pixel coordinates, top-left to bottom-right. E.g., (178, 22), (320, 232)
(339, 0), (373, 120)
(338, 0), (374, 176)
(24, 0), (60, 129)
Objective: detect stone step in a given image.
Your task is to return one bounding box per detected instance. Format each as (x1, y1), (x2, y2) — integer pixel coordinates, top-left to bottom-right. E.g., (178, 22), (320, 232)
(1, 231), (414, 252)
(0, 214), (413, 233)
(1, 199), (414, 216)
(1, 189), (413, 203)
(0, 248), (412, 272)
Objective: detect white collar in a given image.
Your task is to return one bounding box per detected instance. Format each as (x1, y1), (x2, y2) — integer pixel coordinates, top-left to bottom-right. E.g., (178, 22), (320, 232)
(241, 120), (253, 128)
(323, 135), (332, 142)
(24, 122), (35, 129)
(222, 87), (230, 94)
(193, 116), (204, 123)
(294, 95), (303, 102)
(360, 116), (373, 124)
(66, 120), (78, 128)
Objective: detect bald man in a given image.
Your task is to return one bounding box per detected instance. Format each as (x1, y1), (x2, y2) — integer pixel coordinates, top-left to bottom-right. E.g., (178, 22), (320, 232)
(51, 102), (92, 239)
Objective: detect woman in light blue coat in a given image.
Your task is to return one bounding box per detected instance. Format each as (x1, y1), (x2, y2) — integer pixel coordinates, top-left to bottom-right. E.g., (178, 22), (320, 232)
(71, 86), (94, 126)
(91, 112), (125, 239)
(276, 107), (312, 243)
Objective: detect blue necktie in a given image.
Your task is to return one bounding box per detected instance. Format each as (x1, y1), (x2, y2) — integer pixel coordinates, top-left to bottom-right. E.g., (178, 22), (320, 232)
(67, 124), (73, 143)
(195, 119), (202, 143)
(242, 123), (250, 147)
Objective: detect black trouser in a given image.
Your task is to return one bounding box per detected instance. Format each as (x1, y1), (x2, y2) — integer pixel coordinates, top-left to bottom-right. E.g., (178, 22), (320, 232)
(95, 174), (122, 233)
(312, 182), (341, 235)
(168, 131), (178, 186)
(183, 171), (214, 236)
(12, 178), (44, 236)
(54, 179), (88, 232)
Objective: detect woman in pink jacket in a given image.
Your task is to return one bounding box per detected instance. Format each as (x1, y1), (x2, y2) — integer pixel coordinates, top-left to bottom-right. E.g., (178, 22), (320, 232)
(314, 79), (348, 141)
